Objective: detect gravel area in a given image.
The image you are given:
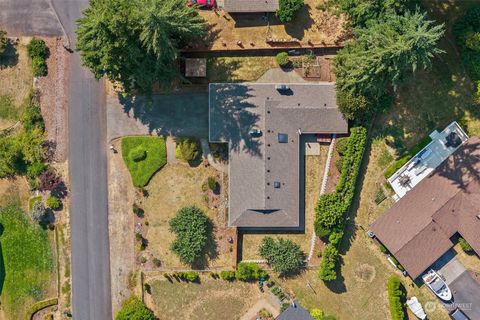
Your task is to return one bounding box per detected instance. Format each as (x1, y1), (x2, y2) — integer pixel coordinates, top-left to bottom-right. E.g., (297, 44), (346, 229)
(38, 37), (69, 162)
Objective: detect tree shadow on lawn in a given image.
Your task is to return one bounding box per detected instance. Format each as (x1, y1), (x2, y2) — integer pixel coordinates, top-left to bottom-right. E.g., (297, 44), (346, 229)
(192, 218), (219, 270)
(284, 4), (314, 40)
(0, 42), (19, 68)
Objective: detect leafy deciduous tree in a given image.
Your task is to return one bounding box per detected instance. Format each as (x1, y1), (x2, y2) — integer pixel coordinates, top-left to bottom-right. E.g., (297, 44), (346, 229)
(259, 237), (304, 276)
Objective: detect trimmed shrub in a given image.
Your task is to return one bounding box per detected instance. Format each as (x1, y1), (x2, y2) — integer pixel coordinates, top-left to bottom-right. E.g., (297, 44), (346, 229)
(335, 138), (348, 155)
(46, 195), (61, 210)
(236, 262), (265, 281)
(115, 296), (155, 320)
(220, 270), (236, 281)
(387, 276), (406, 320)
(27, 39), (49, 77)
(318, 244), (338, 281)
(275, 52), (289, 66)
(176, 137), (201, 162)
(32, 57), (47, 77)
(379, 243), (388, 254)
(130, 147), (147, 162)
(207, 176), (217, 191)
(459, 237), (474, 252)
(184, 271), (199, 282)
(276, 0), (304, 22)
(169, 205), (209, 265)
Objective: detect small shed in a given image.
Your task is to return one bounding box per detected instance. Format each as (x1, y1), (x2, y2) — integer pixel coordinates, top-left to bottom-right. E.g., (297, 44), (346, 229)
(185, 58), (207, 78)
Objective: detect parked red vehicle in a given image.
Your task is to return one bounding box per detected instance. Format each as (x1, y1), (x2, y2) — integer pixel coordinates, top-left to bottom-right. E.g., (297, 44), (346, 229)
(187, 0), (215, 8)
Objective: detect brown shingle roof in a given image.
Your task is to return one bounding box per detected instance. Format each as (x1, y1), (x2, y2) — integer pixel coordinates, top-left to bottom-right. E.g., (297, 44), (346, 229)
(371, 137), (480, 278)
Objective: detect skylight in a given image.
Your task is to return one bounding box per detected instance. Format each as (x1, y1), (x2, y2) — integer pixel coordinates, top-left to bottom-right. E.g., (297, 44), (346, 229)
(278, 133), (288, 143)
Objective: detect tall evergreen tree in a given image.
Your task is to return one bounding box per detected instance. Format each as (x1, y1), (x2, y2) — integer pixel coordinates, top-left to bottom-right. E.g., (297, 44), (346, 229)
(76, 0), (206, 94)
(334, 10), (444, 102)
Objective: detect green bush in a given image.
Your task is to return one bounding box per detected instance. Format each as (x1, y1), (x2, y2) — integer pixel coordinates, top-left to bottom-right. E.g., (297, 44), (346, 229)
(276, 0), (304, 22)
(130, 147), (147, 162)
(121, 136), (167, 187)
(318, 244), (338, 281)
(133, 203), (145, 217)
(275, 52), (289, 66)
(459, 237), (474, 252)
(236, 262), (265, 281)
(27, 161), (46, 179)
(176, 137), (201, 162)
(335, 137), (348, 155)
(207, 176), (217, 191)
(220, 270), (236, 281)
(169, 205), (209, 265)
(27, 39), (49, 77)
(379, 243), (388, 254)
(32, 57), (47, 77)
(27, 39), (49, 60)
(334, 158), (343, 173)
(115, 296), (155, 320)
(387, 276), (406, 320)
(184, 271), (199, 282)
(46, 195), (61, 210)
(259, 237), (304, 276)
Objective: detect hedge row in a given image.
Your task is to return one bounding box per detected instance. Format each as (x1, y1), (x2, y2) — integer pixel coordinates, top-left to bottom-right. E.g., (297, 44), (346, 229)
(384, 136), (432, 179)
(26, 298), (58, 320)
(387, 276), (406, 320)
(316, 127), (367, 281)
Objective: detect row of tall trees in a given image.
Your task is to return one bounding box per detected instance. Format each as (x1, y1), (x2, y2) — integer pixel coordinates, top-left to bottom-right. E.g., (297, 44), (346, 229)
(76, 0), (206, 94)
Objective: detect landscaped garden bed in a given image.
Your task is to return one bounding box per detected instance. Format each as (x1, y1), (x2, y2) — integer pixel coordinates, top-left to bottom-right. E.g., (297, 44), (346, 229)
(135, 162), (234, 269)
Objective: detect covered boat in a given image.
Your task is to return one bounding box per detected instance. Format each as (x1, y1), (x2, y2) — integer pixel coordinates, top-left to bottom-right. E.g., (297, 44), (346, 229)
(407, 297), (427, 319)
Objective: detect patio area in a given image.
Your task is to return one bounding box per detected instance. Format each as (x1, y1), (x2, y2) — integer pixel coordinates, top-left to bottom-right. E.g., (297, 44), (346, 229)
(388, 121), (469, 200)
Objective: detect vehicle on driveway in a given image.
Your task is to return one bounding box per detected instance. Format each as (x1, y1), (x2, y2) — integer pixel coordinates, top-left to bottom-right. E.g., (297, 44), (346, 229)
(187, 0), (215, 9)
(422, 269), (452, 301)
(450, 308), (470, 320)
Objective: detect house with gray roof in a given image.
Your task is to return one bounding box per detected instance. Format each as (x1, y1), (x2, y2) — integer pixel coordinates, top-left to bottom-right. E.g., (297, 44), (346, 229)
(209, 83), (348, 230)
(276, 301), (314, 320)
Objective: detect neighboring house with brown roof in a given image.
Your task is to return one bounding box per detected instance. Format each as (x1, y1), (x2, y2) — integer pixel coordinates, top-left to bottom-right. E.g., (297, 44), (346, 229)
(209, 83), (348, 230)
(370, 136), (480, 279)
(222, 0), (279, 12)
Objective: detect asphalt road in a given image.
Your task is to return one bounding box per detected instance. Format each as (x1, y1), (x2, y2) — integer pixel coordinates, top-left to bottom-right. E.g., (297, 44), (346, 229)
(51, 1), (113, 319)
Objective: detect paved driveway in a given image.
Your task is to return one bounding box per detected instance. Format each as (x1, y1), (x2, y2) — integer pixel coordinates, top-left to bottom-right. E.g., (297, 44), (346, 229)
(0, 0), (62, 36)
(433, 252), (480, 319)
(107, 92), (209, 140)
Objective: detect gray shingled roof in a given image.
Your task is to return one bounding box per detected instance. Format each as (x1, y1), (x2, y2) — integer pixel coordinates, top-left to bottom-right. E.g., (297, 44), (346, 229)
(209, 83), (348, 229)
(223, 0), (279, 12)
(277, 301), (314, 320)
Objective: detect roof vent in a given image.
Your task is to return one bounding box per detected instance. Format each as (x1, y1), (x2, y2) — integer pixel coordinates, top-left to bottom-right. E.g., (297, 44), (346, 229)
(274, 181), (281, 188)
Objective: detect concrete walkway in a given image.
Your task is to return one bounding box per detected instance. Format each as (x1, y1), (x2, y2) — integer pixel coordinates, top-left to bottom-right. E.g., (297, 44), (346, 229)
(166, 136), (178, 164)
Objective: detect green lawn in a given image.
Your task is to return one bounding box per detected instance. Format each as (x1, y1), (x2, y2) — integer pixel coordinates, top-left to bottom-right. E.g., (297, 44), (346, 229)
(121, 136), (167, 187)
(0, 205), (54, 319)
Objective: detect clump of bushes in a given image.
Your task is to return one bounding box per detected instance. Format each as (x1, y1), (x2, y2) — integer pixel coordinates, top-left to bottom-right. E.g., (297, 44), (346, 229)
(271, 285), (286, 301)
(27, 39), (49, 77)
(459, 237), (474, 252)
(315, 127), (367, 281)
(132, 203), (145, 218)
(387, 276), (406, 320)
(236, 262), (267, 281)
(115, 296), (155, 320)
(276, 0), (304, 22)
(46, 195), (61, 210)
(169, 205), (210, 265)
(275, 52), (289, 67)
(220, 270), (236, 281)
(176, 137), (201, 162)
(175, 271), (199, 282)
(259, 236), (304, 276)
(454, 6), (480, 81)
